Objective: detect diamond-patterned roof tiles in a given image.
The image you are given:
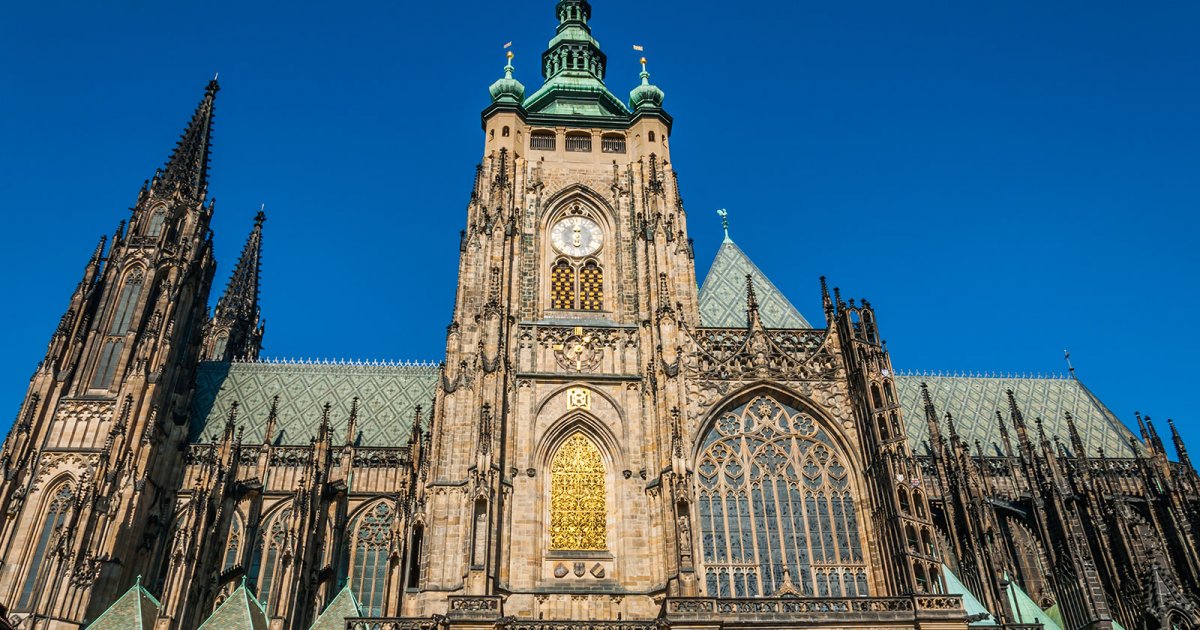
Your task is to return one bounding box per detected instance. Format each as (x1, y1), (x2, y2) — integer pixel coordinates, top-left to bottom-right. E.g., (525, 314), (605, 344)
(699, 240), (811, 329)
(86, 580), (160, 630)
(895, 375), (1138, 458)
(190, 361), (438, 447)
(309, 586), (362, 630)
(196, 583), (268, 630)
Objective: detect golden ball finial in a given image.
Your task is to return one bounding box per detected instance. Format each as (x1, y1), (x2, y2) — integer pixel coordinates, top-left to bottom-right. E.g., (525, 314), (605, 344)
(507, 51), (514, 60)
(640, 56), (647, 65)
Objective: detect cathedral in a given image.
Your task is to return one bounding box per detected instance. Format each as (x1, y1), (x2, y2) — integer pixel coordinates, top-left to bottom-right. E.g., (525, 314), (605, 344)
(1, 2), (1198, 629)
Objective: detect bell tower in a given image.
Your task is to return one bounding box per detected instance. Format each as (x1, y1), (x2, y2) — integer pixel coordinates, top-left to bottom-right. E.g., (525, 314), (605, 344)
(410, 0), (702, 620)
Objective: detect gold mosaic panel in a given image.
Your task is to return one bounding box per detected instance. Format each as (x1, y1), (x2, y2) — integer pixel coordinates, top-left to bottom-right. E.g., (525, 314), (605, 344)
(550, 433), (607, 550)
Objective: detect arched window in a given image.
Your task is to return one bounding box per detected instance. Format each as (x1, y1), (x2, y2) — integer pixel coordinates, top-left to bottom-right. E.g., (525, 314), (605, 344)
(405, 525), (423, 589)
(91, 340), (124, 389)
(550, 259), (576, 309)
(648, 130), (656, 142)
(18, 484), (74, 611)
(212, 333), (229, 360)
(531, 131), (556, 151)
(147, 210), (166, 237)
(109, 279), (143, 335)
(914, 491), (927, 518)
(697, 393), (866, 598)
(578, 261), (603, 311)
(349, 502), (392, 616)
(549, 433), (607, 551)
(249, 507), (291, 607)
(224, 513), (243, 572)
(502, 126), (510, 138)
(898, 488), (911, 514)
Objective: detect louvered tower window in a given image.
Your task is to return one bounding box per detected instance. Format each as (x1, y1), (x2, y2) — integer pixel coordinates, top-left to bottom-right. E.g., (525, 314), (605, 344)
(18, 484), (73, 611)
(551, 259), (576, 309)
(549, 259), (604, 311)
(578, 261), (603, 311)
(697, 394), (868, 598)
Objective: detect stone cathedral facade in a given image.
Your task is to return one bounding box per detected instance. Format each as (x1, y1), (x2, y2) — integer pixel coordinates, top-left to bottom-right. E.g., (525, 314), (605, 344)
(1, 2), (1198, 630)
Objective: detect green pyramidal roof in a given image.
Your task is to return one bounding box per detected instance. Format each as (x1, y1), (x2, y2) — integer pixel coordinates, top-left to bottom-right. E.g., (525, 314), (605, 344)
(198, 583), (269, 630)
(309, 586), (363, 630)
(941, 565), (997, 626)
(86, 579), (160, 630)
(698, 239), (812, 329)
(1005, 577), (1064, 630)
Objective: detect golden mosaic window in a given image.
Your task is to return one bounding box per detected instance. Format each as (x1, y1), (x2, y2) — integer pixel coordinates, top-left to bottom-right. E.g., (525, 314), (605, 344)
(697, 394), (867, 598)
(578, 261), (604, 311)
(551, 259), (575, 309)
(549, 433), (607, 550)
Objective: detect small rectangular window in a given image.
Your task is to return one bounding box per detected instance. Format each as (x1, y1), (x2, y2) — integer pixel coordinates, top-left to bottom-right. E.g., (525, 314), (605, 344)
(566, 134), (592, 152)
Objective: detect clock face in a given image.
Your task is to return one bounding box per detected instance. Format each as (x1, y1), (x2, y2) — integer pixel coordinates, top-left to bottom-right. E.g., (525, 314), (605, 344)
(550, 217), (603, 258)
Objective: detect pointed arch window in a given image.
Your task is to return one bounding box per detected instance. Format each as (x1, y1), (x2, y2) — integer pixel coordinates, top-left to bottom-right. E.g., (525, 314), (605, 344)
(578, 261), (604, 311)
(224, 512), (244, 571)
(249, 507), (291, 607)
(109, 279), (143, 335)
(549, 433), (607, 551)
(91, 340), (124, 390)
(549, 259), (604, 311)
(146, 210), (166, 237)
(18, 484), (74, 611)
(696, 394), (867, 598)
(551, 259), (576, 309)
(349, 502), (392, 616)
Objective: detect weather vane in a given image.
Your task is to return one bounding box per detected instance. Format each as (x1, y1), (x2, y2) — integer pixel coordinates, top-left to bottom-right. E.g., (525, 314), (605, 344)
(716, 208), (730, 241)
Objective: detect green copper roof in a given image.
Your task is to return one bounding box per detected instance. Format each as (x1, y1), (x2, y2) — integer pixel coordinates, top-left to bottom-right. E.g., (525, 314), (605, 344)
(1005, 578), (1064, 630)
(698, 239), (812, 329)
(197, 583), (269, 630)
(522, 0), (629, 119)
(941, 565), (996, 626)
(190, 361), (438, 447)
(309, 586), (363, 630)
(895, 374), (1139, 457)
(86, 579), (160, 630)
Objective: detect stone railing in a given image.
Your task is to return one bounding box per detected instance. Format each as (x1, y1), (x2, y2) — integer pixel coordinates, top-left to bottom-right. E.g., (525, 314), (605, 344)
(346, 619), (445, 630)
(664, 594), (965, 624)
(504, 624), (656, 630)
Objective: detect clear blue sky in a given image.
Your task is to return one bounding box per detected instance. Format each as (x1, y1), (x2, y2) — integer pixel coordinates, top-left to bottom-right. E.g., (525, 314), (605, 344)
(1, 1), (1196, 457)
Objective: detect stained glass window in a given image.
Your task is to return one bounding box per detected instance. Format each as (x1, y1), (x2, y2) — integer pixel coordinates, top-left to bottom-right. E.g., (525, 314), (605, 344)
(697, 394), (867, 597)
(550, 433), (607, 550)
(350, 502), (392, 616)
(91, 340), (124, 389)
(109, 280), (143, 335)
(550, 260), (575, 309)
(147, 210), (166, 237)
(250, 507), (291, 607)
(223, 513), (243, 571)
(578, 261), (603, 311)
(18, 484), (73, 611)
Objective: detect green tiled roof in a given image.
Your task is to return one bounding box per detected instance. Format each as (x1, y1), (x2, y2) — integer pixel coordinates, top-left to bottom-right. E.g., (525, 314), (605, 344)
(87, 579), (160, 629)
(698, 239), (811, 329)
(1005, 577), (1064, 630)
(941, 565), (996, 626)
(895, 374), (1139, 458)
(197, 583), (269, 630)
(190, 361), (438, 447)
(309, 586), (362, 630)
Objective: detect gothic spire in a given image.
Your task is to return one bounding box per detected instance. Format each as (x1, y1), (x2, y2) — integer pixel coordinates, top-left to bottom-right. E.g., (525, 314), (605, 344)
(215, 210), (264, 322)
(1168, 418), (1195, 473)
(203, 211), (265, 361)
(157, 77), (219, 200)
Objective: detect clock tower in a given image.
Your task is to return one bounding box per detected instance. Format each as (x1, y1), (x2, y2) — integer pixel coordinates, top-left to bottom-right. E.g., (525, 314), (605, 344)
(408, 0), (699, 619)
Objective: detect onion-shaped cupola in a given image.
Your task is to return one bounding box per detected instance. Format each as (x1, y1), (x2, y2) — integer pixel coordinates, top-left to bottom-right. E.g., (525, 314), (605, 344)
(489, 51), (526, 104)
(628, 57), (665, 111)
